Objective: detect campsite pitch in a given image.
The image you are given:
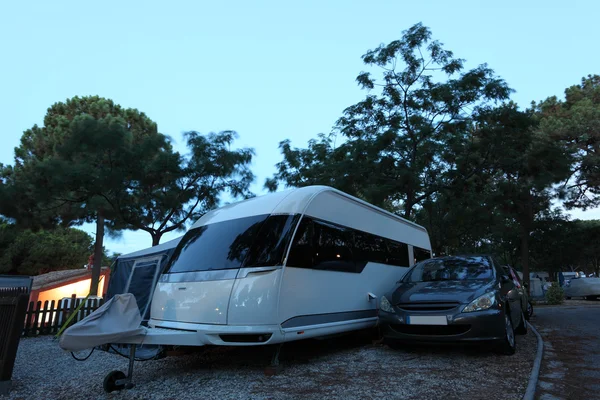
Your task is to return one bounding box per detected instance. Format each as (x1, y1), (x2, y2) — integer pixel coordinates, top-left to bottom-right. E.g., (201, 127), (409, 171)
(3, 332), (536, 400)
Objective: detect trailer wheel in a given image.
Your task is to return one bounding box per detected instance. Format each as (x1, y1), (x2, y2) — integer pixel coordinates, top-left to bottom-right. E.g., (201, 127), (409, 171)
(103, 370), (126, 393)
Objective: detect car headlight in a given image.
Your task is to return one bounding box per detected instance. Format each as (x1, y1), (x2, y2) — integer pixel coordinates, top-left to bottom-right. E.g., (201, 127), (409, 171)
(380, 296), (394, 313)
(462, 292), (496, 313)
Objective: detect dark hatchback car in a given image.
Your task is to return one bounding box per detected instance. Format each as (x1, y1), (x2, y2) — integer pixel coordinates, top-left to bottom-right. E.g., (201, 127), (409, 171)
(379, 255), (528, 355)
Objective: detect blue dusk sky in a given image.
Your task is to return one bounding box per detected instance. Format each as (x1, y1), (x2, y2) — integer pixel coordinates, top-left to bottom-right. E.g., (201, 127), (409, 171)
(1, 0), (598, 254)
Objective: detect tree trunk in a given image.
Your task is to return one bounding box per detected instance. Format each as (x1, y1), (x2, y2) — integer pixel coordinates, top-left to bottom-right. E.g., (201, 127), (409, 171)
(89, 211), (105, 296)
(520, 190), (533, 293)
(151, 232), (162, 247)
(520, 224), (530, 292)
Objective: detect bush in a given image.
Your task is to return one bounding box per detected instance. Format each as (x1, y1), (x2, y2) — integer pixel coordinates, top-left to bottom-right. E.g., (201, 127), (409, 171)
(545, 282), (565, 305)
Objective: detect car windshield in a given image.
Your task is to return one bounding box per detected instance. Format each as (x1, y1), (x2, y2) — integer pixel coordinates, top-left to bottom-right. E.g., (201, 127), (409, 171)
(404, 256), (493, 283)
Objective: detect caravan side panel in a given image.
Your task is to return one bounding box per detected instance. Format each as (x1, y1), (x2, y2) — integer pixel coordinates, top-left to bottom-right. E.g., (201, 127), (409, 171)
(278, 191), (423, 336)
(278, 264), (402, 332)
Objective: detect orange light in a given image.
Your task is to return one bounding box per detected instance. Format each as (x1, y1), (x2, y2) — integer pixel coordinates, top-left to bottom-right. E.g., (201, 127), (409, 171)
(38, 276), (105, 305)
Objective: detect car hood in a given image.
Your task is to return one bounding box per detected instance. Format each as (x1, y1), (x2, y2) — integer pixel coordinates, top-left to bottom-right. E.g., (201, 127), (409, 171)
(391, 280), (496, 305)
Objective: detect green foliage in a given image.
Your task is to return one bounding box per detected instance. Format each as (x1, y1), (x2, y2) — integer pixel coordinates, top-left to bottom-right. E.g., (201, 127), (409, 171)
(533, 219), (600, 277)
(266, 23), (591, 289)
(1, 96), (168, 231)
(545, 283), (565, 305)
(1, 96), (175, 293)
(268, 23), (511, 218)
(537, 75), (600, 208)
(0, 224), (94, 275)
(2, 95), (256, 255)
(117, 130), (255, 246)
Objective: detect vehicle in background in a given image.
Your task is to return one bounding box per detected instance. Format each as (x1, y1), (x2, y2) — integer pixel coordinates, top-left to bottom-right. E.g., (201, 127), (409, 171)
(564, 277), (600, 300)
(379, 255), (527, 355)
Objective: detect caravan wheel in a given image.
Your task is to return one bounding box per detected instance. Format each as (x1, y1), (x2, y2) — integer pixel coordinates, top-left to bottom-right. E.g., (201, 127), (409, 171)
(103, 370), (126, 393)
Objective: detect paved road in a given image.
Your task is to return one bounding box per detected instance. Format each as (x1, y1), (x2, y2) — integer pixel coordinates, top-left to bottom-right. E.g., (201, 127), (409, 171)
(533, 303), (600, 400)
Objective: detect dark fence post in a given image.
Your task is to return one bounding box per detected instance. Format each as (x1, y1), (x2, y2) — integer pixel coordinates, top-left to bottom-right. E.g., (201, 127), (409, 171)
(0, 275), (32, 396)
(16, 294), (105, 338)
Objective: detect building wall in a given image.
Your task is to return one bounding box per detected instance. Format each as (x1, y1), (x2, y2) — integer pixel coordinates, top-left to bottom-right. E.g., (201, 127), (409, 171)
(37, 277), (106, 305)
(30, 271), (110, 306)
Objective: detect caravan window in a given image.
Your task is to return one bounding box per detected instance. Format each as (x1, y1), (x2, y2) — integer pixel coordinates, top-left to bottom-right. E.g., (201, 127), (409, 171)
(244, 214), (300, 267)
(287, 216), (415, 272)
(414, 246), (431, 263)
(386, 240), (410, 267)
(165, 215), (268, 273)
(313, 221), (355, 273)
(287, 218), (356, 273)
(353, 231), (387, 266)
(287, 218), (315, 268)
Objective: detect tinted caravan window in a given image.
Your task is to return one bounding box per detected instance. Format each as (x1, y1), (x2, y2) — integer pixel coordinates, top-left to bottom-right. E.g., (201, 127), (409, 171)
(165, 215), (267, 273)
(386, 240), (410, 267)
(244, 215), (300, 267)
(414, 246), (431, 263)
(353, 230), (387, 266)
(287, 218), (315, 268)
(287, 217), (356, 273)
(313, 220), (355, 273)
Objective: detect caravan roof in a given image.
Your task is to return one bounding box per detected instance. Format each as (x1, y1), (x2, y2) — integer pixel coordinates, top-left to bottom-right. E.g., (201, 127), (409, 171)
(117, 236), (183, 261)
(192, 185), (426, 231)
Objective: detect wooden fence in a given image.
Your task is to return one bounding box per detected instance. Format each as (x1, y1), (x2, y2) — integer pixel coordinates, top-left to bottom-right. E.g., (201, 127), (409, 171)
(23, 294), (105, 337)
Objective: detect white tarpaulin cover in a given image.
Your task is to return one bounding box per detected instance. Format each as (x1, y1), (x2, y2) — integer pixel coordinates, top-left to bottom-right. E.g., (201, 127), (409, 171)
(564, 278), (600, 298)
(59, 294), (147, 351)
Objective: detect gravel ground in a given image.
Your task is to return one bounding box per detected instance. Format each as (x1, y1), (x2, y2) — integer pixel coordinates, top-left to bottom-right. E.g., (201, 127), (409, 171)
(2, 329), (536, 400)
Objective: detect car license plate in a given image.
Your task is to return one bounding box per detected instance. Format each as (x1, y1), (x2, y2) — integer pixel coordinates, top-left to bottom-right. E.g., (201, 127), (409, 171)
(406, 315), (448, 325)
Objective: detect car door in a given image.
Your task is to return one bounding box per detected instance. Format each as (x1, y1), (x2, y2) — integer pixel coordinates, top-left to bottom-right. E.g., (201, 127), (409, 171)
(495, 261), (520, 328)
(508, 267), (527, 315)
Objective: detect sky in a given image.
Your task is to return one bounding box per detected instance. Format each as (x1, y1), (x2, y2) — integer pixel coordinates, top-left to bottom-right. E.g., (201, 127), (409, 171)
(1, 0), (599, 255)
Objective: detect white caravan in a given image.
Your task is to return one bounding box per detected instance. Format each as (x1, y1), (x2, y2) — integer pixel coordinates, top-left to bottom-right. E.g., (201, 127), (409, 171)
(144, 185), (432, 346)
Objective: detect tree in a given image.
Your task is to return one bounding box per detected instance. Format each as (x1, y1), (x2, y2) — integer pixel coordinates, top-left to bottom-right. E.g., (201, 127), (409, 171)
(464, 104), (571, 287)
(3, 96), (172, 295)
(560, 219), (600, 276)
(537, 75), (600, 208)
(0, 223), (96, 275)
(267, 23), (511, 218)
(116, 130), (255, 246)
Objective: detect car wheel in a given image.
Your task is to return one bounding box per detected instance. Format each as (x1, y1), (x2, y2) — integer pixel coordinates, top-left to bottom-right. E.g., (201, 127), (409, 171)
(497, 313), (516, 355)
(526, 301), (533, 320)
(515, 310), (528, 335)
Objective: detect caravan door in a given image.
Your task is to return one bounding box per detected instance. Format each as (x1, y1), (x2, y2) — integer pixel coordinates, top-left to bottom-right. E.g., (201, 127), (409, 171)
(125, 256), (163, 320)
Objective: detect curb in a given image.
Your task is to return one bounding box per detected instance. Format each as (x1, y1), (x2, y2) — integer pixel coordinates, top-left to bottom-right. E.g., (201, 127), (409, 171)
(523, 321), (544, 400)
